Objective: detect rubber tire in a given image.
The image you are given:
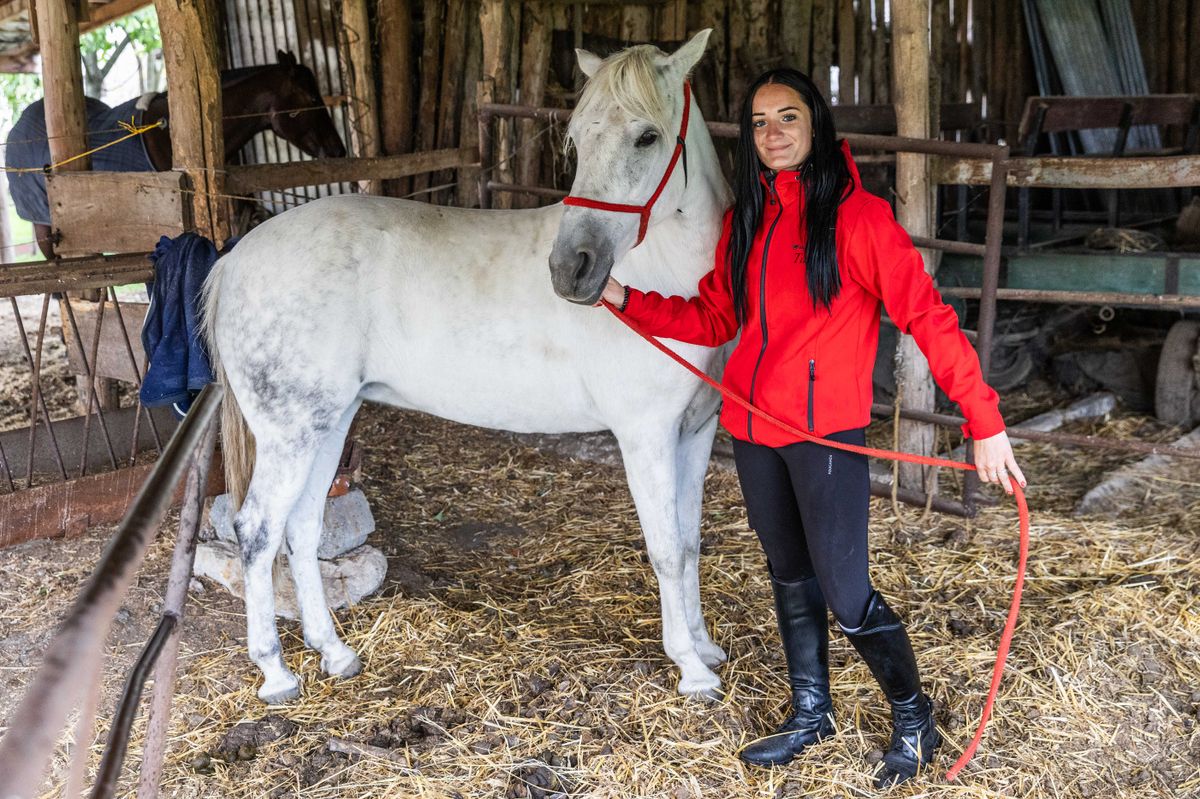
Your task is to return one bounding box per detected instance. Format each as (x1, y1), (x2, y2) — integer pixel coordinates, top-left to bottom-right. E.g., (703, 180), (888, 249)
(1155, 320), (1200, 426)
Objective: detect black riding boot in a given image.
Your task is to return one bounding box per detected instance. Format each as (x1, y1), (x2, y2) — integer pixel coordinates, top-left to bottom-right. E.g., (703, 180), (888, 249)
(841, 590), (941, 788)
(739, 573), (835, 767)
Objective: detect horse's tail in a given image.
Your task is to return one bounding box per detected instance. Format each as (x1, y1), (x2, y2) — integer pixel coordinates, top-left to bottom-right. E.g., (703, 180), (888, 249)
(200, 257), (255, 511)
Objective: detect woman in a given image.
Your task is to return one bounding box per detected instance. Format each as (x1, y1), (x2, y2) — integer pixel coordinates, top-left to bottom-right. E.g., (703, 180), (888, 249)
(600, 69), (1025, 787)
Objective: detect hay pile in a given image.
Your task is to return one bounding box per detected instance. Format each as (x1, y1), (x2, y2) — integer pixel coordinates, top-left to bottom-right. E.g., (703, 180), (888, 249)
(15, 399), (1200, 798)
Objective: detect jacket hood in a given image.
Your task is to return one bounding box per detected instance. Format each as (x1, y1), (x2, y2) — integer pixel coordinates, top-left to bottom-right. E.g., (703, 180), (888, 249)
(757, 138), (863, 199)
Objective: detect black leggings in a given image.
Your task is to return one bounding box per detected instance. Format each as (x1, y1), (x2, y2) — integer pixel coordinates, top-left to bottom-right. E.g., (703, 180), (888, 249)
(732, 429), (873, 629)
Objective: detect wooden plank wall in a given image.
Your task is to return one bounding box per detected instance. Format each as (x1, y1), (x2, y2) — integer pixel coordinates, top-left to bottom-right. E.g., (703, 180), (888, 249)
(219, 0), (1200, 208)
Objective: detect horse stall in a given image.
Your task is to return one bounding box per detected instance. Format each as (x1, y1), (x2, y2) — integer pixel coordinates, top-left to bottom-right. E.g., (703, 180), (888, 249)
(0, 1), (1198, 798)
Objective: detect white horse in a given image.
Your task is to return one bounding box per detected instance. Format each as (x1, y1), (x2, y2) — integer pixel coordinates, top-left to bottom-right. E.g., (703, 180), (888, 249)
(202, 30), (732, 704)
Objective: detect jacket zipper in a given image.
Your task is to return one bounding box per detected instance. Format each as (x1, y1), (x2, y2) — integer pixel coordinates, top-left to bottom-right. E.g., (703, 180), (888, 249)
(747, 177), (784, 442)
(807, 359), (816, 432)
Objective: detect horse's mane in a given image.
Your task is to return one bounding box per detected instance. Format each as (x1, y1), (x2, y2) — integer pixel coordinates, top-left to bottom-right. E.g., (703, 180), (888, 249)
(571, 45), (674, 137)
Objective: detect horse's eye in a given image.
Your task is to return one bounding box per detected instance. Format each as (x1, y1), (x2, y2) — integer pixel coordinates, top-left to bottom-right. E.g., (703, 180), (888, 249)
(636, 130), (659, 148)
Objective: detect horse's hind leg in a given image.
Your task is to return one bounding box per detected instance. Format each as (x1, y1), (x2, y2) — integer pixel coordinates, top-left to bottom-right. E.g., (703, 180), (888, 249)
(284, 401), (363, 680)
(675, 414), (727, 668)
(236, 442), (322, 704)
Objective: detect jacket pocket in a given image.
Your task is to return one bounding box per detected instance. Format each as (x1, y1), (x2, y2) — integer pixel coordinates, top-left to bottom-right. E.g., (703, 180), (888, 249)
(807, 359), (816, 432)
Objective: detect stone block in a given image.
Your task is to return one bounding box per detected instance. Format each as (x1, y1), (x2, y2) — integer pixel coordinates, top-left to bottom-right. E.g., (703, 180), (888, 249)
(207, 489), (375, 559)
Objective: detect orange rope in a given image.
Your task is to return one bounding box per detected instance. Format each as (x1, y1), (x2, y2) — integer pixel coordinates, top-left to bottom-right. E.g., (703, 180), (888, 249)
(601, 299), (1030, 782)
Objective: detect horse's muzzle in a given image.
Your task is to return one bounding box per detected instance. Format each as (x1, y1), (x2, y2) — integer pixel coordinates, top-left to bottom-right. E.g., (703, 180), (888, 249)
(549, 243), (612, 305)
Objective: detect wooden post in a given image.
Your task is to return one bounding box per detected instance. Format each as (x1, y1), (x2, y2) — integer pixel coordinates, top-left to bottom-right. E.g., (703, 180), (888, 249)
(891, 0), (938, 494)
(479, 0), (512, 208)
(698, 0), (727, 118)
(154, 0), (228, 245)
(838, 0), (856, 104)
(781, 0), (812, 75)
(34, 0), (89, 178)
(455, 0), (483, 208)
(812, 0), (833, 99)
(620, 5), (652, 43)
(872, 0), (889, 104)
(377, 0), (413, 197)
(34, 0), (118, 408)
(434, 0), (468, 203)
(514, 0), (551, 208)
(340, 0), (382, 195)
(856, 0), (873, 104)
(413, 0), (443, 198)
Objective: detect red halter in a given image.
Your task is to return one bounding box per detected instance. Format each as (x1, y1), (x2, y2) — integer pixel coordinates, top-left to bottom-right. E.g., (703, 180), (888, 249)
(563, 82), (693, 247)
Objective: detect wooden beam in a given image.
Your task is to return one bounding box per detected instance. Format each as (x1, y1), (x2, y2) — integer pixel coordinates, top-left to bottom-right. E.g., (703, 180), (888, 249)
(891, 0), (936, 493)
(46, 171), (190, 256)
(434, 0), (469, 202)
(153, 0), (227, 244)
(934, 154), (1200, 189)
(339, 0), (382, 194)
(59, 297), (149, 382)
(0, 252), (155, 297)
(837, 0), (855, 103)
(412, 0), (443, 197)
(225, 148), (479, 194)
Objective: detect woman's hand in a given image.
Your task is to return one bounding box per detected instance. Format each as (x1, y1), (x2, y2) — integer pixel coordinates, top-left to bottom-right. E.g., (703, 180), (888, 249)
(597, 276), (626, 307)
(973, 430), (1026, 494)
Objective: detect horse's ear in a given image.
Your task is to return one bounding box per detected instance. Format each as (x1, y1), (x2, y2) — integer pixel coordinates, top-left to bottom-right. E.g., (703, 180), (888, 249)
(575, 48), (603, 79)
(661, 28), (711, 77)
(277, 50), (297, 68)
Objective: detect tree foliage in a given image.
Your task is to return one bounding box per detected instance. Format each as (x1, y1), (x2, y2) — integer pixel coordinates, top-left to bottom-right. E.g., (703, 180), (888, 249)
(0, 7), (163, 132)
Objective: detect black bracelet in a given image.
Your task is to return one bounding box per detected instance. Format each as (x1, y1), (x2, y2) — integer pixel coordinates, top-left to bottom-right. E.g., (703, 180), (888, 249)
(619, 285), (631, 313)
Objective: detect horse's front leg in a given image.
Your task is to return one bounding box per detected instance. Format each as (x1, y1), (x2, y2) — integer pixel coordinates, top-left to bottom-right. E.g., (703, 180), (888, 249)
(616, 425), (722, 700)
(675, 412), (727, 668)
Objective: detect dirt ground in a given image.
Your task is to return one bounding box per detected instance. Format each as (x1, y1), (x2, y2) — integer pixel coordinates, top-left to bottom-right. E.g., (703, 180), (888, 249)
(1, 392), (1198, 798)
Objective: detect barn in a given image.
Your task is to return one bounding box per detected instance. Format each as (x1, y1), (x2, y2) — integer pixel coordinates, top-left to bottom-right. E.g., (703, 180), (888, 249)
(0, 1), (1197, 797)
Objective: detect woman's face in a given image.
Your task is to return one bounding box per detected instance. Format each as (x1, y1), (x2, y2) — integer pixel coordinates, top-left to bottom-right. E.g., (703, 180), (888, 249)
(751, 83), (813, 172)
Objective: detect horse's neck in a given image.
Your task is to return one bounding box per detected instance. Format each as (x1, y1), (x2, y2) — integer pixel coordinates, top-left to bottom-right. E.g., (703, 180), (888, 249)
(138, 70), (278, 162)
(621, 117), (731, 295)
(220, 72), (277, 157)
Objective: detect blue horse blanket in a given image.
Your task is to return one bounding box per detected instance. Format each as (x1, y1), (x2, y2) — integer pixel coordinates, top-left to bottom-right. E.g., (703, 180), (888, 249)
(6, 96), (156, 224)
(140, 233), (220, 416)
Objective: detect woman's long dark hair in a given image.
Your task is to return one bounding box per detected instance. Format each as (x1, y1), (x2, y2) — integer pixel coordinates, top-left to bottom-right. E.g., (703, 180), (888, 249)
(728, 69), (852, 322)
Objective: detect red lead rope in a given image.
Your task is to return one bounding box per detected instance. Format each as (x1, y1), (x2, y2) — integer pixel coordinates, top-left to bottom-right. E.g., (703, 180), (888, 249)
(602, 300), (1029, 782)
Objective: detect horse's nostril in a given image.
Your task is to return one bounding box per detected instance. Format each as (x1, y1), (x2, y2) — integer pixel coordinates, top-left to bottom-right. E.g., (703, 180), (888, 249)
(574, 249), (593, 284)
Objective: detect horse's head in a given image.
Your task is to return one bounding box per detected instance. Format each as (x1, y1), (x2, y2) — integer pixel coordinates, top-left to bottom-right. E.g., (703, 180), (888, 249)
(549, 30), (711, 305)
(269, 50), (347, 159)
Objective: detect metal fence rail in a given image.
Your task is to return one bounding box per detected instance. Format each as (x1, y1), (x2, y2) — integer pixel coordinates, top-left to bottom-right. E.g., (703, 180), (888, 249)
(0, 383), (222, 799)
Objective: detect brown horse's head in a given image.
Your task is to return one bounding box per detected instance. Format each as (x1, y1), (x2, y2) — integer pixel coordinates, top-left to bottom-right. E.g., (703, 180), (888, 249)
(269, 50), (347, 159)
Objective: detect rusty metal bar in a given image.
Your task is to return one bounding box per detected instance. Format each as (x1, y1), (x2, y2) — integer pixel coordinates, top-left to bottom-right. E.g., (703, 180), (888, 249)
(0, 383), (222, 799)
(62, 298), (119, 474)
(24, 294), (50, 488)
(108, 287), (163, 456)
(136, 421), (218, 799)
(940, 286), (1200, 309)
(89, 615), (176, 799)
(10, 296), (67, 481)
(871, 402), (1200, 460)
(478, 99), (495, 209)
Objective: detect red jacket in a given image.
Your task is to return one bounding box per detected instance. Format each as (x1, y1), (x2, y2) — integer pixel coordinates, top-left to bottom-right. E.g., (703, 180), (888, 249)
(622, 143), (1005, 446)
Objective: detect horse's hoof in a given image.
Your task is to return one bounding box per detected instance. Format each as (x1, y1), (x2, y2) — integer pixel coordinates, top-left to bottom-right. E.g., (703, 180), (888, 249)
(696, 640), (728, 668)
(322, 647), (362, 680)
(677, 672), (724, 703)
(258, 675), (301, 704)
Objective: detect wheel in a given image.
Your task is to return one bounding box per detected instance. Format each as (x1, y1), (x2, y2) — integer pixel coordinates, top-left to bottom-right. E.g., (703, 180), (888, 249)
(1154, 320), (1200, 426)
